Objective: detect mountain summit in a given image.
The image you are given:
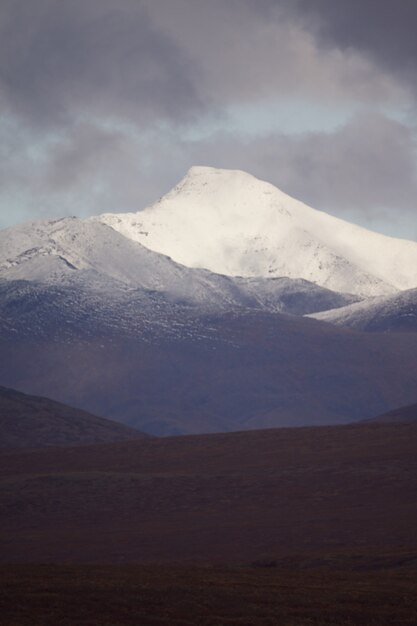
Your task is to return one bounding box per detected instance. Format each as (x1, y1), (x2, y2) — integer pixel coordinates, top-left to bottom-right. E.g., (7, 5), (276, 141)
(98, 166), (417, 297)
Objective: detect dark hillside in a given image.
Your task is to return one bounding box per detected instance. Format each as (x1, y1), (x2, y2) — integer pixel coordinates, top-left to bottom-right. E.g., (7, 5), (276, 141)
(2, 305), (417, 435)
(0, 386), (146, 449)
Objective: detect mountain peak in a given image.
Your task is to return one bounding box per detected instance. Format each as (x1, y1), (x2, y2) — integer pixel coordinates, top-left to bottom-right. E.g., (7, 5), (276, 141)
(185, 165), (256, 180)
(98, 167), (417, 297)
(171, 165), (288, 204)
(185, 164), (224, 177)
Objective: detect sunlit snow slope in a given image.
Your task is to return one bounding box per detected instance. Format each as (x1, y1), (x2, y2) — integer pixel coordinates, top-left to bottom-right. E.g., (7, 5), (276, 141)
(310, 287), (417, 332)
(98, 166), (417, 297)
(0, 216), (355, 315)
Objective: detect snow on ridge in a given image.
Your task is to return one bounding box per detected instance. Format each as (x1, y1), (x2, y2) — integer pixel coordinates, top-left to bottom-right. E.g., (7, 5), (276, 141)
(0, 211), (357, 315)
(1, 166), (416, 300)
(309, 287), (417, 331)
(97, 166), (417, 297)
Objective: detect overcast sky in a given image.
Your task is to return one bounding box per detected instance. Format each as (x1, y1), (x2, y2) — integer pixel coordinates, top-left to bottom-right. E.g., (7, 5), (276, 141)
(0, 0), (416, 240)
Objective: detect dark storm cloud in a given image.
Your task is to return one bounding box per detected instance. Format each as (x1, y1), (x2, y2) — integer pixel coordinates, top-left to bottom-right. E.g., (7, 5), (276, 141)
(0, 0), (201, 127)
(0, 0), (413, 126)
(289, 0), (417, 86)
(151, 0), (405, 106)
(0, 0), (408, 128)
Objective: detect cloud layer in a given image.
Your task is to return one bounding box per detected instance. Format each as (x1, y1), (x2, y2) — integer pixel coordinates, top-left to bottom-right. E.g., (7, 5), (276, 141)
(0, 0), (416, 239)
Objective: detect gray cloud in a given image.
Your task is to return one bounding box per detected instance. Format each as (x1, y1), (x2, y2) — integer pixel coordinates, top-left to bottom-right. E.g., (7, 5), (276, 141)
(0, 0), (201, 127)
(291, 0), (417, 84)
(262, 113), (417, 219)
(150, 0), (406, 107)
(184, 111), (417, 225)
(0, 118), (185, 226)
(3, 110), (413, 227)
(0, 0), (416, 238)
(0, 0), (408, 129)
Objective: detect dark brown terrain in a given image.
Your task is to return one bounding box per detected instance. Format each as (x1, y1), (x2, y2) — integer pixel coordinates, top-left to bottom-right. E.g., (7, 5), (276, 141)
(0, 385), (146, 449)
(1, 560), (417, 626)
(1, 421), (417, 624)
(1, 421), (417, 563)
(0, 422), (417, 626)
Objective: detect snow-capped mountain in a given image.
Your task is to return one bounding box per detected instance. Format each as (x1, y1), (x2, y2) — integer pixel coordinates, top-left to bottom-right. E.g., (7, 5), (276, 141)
(0, 215), (357, 315)
(310, 287), (417, 332)
(2, 165), (417, 435)
(98, 166), (417, 297)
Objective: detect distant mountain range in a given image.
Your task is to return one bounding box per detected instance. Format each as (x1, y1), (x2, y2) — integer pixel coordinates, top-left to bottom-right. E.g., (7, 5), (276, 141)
(0, 167), (416, 436)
